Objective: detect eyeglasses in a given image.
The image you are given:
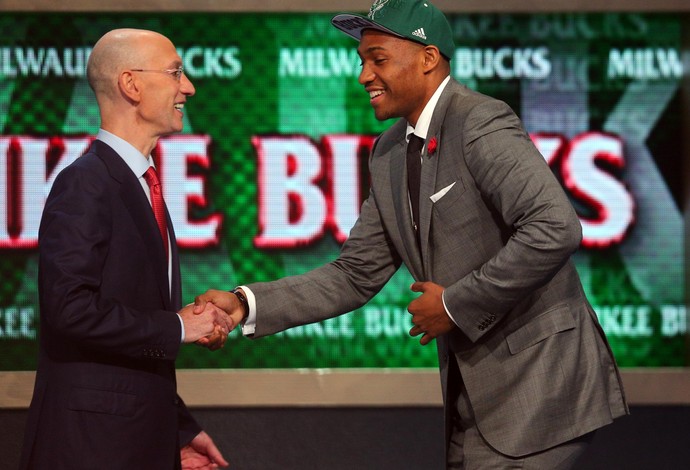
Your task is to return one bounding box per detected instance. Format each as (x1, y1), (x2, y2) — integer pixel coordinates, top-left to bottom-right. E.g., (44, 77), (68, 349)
(130, 66), (184, 81)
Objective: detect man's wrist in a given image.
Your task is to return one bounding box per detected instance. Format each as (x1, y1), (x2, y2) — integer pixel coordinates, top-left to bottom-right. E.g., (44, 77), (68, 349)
(231, 288), (249, 321)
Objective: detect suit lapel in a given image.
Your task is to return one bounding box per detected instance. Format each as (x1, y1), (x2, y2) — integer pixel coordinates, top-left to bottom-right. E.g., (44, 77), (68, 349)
(419, 83), (455, 274)
(93, 141), (172, 309)
(389, 132), (424, 281)
(418, 129), (440, 271)
(167, 206), (182, 311)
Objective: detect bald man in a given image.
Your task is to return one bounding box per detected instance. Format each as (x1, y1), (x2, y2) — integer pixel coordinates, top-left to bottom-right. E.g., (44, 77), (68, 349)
(19, 29), (229, 470)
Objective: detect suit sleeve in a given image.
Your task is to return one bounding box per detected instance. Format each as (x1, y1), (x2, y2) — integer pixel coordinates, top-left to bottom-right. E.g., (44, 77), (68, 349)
(177, 395), (203, 446)
(443, 99), (582, 342)
(38, 163), (182, 359)
(247, 186), (403, 338)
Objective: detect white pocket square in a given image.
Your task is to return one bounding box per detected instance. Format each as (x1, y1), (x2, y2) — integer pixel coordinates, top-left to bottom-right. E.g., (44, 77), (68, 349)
(430, 182), (456, 203)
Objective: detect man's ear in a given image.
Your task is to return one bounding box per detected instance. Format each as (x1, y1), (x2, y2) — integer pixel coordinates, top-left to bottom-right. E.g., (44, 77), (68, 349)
(118, 70), (141, 103)
(422, 45), (442, 73)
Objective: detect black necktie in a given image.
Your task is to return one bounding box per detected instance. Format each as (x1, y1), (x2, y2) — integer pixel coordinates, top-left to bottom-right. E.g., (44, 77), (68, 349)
(406, 134), (424, 233)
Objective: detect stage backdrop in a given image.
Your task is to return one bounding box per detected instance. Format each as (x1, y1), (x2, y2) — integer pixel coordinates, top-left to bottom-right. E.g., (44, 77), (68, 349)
(0, 12), (686, 370)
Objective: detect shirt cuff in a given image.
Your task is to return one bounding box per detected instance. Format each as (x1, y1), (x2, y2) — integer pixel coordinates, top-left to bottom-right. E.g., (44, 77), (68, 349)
(441, 290), (459, 327)
(177, 313), (185, 343)
(238, 285), (257, 336)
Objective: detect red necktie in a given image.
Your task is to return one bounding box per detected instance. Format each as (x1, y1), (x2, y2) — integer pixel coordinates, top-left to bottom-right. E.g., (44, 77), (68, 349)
(143, 167), (169, 261)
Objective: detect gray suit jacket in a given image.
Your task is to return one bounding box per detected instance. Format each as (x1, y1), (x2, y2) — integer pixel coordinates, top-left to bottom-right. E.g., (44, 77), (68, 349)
(248, 79), (628, 457)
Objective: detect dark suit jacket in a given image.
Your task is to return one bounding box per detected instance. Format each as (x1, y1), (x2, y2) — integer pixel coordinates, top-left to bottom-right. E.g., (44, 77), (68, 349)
(20, 140), (201, 469)
(246, 79), (628, 457)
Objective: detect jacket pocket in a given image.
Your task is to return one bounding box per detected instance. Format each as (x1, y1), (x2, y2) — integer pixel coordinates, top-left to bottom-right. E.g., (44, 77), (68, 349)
(506, 304), (576, 354)
(431, 178), (465, 213)
(68, 386), (138, 417)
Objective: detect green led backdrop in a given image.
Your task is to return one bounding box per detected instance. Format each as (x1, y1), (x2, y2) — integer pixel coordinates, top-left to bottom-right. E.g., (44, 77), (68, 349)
(0, 12), (686, 370)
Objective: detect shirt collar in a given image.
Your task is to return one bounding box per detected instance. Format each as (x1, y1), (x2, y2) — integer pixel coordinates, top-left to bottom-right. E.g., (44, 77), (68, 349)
(406, 75), (451, 142)
(96, 129), (155, 178)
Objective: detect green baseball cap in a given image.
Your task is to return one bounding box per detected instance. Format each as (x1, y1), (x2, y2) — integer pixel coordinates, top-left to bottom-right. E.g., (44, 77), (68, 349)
(331, 0), (455, 60)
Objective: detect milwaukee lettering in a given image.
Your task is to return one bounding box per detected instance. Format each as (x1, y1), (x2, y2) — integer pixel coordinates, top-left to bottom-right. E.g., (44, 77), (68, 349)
(607, 48), (683, 80)
(0, 135), (221, 248)
(0, 46), (242, 79)
(253, 132), (634, 249)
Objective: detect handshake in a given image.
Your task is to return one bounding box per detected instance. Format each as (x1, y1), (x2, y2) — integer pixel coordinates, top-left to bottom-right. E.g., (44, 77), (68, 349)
(177, 289), (246, 351)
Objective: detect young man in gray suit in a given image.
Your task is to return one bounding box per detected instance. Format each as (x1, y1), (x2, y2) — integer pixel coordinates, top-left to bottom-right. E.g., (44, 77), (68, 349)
(196, 1), (628, 468)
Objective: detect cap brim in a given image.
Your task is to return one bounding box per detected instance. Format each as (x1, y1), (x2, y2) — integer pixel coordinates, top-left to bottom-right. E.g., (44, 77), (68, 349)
(331, 13), (404, 42)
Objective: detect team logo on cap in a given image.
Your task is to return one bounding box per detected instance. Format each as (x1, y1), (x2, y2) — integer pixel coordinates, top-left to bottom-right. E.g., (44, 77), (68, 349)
(368, 0), (392, 20)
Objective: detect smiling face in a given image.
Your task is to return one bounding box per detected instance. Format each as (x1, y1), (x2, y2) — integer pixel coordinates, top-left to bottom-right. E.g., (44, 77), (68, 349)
(87, 29), (197, 155)
(357, 29), (429, 125)
(133, 33), (195, 137)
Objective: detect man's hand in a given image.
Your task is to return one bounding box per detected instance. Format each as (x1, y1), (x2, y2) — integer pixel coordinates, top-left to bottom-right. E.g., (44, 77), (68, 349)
(195, 321), (229, 351)
(408, 281), (455, 345)
(193, 289), (247, 349)
(180, 430), (229, 469)
(179, 302), (233, 344)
